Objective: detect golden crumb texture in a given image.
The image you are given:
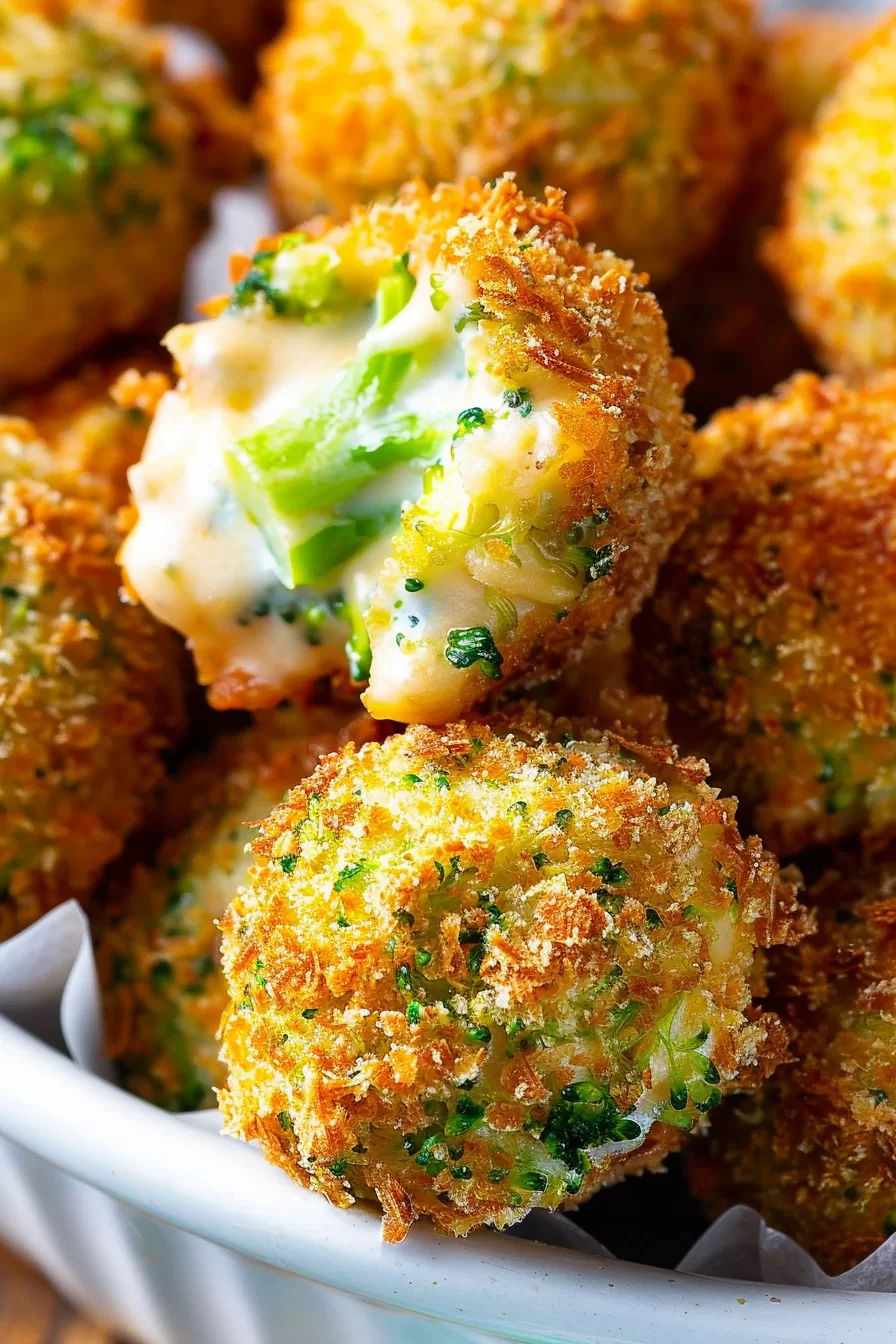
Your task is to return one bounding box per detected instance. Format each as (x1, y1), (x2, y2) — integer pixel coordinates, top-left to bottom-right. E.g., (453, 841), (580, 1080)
(764, 15), (896, 377)
(693, 853), (896, 1275)
(98, 702), (387, 1111)
(636, 371), (896, 855)
(219, 705), (805, 1242)
(257, 0), (761, 282)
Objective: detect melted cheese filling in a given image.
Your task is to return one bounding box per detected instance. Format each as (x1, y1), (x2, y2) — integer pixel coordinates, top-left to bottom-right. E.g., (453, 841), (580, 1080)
(123, 268), (566, 712)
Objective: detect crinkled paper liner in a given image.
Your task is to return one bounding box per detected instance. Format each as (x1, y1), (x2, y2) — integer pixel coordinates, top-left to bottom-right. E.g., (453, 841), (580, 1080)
(3, 901), (895, 1292)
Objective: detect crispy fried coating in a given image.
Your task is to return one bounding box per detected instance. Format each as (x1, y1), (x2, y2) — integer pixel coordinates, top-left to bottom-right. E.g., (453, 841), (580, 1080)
(0, 428), (186, 942)
(98, 703), (385, 1111)
(123, 176), (693, 725)
(693, 855), (896, 1276)
(764, 15), (896, 378)
(218, 707), (805, 1242)
(635, 371), (896, 856)
(256, 0), (761, 283)
(0, 2), (248, 394)
(7, 352), (172, 512)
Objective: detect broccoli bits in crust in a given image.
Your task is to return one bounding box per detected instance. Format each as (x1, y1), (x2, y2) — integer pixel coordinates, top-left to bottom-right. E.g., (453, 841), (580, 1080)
(122, 176), (693, 725)
(763, 16), (896, 378)
(99, 703), (386, 1112)
(0, 466), (186, 943)
(0, 3), (246, 394)
(694, 857), (896, 1276)
(257, 0), (761, 283)
(635, 372), (896, 856)
(218, 707), (805, 1243)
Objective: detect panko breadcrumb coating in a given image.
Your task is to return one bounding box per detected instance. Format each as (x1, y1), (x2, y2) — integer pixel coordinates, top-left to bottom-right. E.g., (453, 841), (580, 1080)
(0, 422), (186, 943)
(764, 16), (896, 377)
(98, 703), (385, 1112)
(635, 371), (896, 856)
(0, 1), (248, 394)
(256, 0), (761, 282)
(693, 856), (896, 1276)
(122, 176), (693, 725)
(218, 707), (806, 1243)
(8, 352), (171, 511)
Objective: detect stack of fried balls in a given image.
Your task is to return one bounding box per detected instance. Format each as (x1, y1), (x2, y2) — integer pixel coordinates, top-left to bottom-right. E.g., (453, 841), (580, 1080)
(4, 0), (896, 1274)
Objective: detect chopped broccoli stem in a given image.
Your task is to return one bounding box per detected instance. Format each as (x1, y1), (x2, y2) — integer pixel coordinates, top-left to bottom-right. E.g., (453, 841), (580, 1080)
(230, 236), (343, 319)
(226, 256), (451, 588)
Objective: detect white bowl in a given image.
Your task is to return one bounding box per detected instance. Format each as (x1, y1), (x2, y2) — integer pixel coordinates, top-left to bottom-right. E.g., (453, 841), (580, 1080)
(2, 1014), (896, 1344)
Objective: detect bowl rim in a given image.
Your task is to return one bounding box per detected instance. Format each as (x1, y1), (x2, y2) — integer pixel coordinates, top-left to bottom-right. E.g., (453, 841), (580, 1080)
(2, 1015), (895, 1344)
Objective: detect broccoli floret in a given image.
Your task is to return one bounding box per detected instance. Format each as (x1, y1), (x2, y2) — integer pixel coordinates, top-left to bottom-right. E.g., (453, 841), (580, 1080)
(541, 1079), (641, 1175)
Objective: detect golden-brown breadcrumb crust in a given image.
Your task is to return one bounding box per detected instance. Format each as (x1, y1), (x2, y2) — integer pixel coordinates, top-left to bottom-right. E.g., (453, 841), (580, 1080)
(763, 14), (896, 378)
(218, 705), (805, 1241)
(0, 470), (186, 941)
(255, 0), (760, 282)
(98, 704), (387, 1110)
(635, 370), (896, 854)
(692, 856), (896, 1276)
(0, 7), (249, 395)
(8, 351), (172, 513)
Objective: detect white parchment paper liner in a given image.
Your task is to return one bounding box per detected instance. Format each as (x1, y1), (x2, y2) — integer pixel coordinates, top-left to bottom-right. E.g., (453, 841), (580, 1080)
(3, 901), (895, 1290)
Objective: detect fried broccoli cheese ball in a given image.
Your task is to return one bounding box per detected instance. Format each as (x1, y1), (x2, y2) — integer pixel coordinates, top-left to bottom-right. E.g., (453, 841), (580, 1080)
(0, 419), (186, 943)
(218, 707), (806, 1242)
(635, 371), (896, 856)
(122, 177), (693, 725)
(0, 1), (247, 394)
(99, 703), (384, 1112)
(764, 16), (896, 377)
(694, 856), (896, 1276)
(257, 0), (761, 283)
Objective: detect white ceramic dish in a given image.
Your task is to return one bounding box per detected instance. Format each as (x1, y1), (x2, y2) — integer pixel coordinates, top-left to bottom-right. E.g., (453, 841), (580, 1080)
(2, 1011), (895, 1344)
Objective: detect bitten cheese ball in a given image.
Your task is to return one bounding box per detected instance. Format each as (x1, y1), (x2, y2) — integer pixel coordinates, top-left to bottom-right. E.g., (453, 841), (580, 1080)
(256, 0), (761, 283)
(764, 16), (896, 377)
(694, 857), (896, 1276)
(122, 176), (693, 725)
(0, 422), (186, 943)
(99, 703), (384, 1111)
(218, 708), (805, 1242)
(635, 372), (896, 856)
(0, 1), (248, 394)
